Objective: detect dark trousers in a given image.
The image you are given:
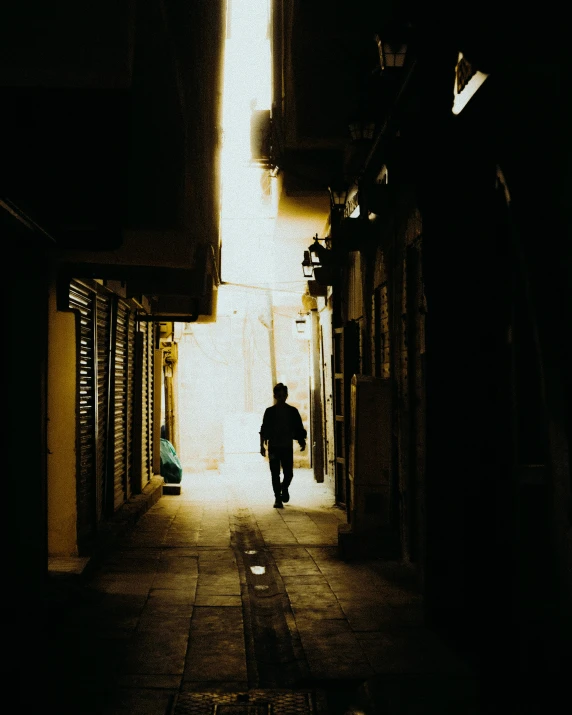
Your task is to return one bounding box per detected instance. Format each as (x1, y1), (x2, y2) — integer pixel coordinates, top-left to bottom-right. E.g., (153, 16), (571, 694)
(268, 444), (293, 497)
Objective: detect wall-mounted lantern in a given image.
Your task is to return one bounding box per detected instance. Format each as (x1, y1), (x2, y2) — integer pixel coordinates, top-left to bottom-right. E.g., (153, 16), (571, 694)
(375, 34), (407, 70)
(295, 312), (307, 334)
(294, 310), (311, 339)
(328, 187), (349, 214)
(348, 121), (376, 142)
(301, 234), (337, 284)
(307, 234), (331, 267)
(301, 250), (314, 278)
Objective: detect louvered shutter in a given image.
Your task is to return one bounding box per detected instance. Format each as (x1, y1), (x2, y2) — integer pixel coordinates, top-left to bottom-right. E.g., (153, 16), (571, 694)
(69, 281), (98, 545)
(126, 306), (136, 499)
(136, 319), (155, 486)
(68, 281), (111, 546)
(144, 321), (155, 484)
(111, 298), (130, 509)
(95, 292), (112, 517)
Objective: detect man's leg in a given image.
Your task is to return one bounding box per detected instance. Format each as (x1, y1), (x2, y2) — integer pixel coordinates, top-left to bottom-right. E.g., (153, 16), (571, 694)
(268, 448), (283, 506)
(280, 446), (294, 502)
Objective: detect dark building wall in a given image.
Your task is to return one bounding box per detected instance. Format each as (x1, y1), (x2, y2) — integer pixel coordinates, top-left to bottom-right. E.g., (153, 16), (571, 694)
(2, 0), (225, 249)
(4, 87), (131, 248)
(1, 1), (135, 247)
(4, 206), (54, 624)
(333, 10), (570, 691)
(411, 19), (571, 700)
(127, 0), (185, 229)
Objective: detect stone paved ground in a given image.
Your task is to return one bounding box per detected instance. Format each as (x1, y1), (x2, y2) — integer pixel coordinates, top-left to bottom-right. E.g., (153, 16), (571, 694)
(40, 461), (478, 715)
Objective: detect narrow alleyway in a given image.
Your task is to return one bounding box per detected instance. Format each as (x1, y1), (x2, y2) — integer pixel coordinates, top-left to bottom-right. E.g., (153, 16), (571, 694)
(42, 464), (477, 715)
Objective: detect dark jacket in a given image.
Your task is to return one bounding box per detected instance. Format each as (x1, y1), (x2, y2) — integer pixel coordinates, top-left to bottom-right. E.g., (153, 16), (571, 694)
(260, 403), (307, 445)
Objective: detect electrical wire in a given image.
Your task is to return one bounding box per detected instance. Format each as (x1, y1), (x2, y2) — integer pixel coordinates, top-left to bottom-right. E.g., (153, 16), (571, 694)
(244, 314), (272, 368)
(189, 332), (230, 366)
(220, 280), (306, 295)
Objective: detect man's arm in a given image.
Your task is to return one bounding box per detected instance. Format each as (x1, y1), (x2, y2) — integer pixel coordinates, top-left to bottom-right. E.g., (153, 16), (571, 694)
(260, 409), (269, 456)
(294, 407), (307, 450)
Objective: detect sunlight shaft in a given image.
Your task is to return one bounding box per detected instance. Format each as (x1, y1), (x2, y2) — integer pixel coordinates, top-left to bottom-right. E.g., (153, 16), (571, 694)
(221, 0), (275, 286)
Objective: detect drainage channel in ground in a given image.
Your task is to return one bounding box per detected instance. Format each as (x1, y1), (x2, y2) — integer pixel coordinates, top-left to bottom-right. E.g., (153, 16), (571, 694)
(230, 504), (310, 689)
(171, 497), (375, 715)
(172, 501), (320, 715)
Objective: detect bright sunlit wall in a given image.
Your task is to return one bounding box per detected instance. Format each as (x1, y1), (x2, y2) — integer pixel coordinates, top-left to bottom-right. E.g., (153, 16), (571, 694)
(176, 1), (312, 475)
(220, 0), (276, 287)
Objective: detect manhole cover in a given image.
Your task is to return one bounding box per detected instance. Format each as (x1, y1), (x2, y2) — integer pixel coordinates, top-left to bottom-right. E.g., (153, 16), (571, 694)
(174, 690), (318, 715)
(215, 705), (268, 715)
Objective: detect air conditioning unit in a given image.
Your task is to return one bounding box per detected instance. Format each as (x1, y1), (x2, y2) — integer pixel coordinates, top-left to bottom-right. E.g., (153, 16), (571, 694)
(250, 109), (271, 166)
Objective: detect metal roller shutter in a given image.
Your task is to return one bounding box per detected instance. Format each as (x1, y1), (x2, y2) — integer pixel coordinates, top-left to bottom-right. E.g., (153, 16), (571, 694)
(96, 292), (112, 517)
(69, 281), (98, 546)
(111, 298), (130, 510)
(143, 321), (155, 484)
(136, 318), (155, 486)
(69, 280), (111, 547)
(126, 306), (136, 500)
(139, 321), (149, 485)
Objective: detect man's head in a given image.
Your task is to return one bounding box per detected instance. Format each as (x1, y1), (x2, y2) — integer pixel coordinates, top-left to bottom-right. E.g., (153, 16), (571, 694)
(273, 383), (288, 402)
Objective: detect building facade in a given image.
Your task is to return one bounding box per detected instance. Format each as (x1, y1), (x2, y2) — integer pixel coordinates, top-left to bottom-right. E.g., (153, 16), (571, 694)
(271, 0), (571, 686)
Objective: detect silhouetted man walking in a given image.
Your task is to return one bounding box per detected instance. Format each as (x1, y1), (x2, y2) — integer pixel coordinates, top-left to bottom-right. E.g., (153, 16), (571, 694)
(260, 383), (306, 508)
